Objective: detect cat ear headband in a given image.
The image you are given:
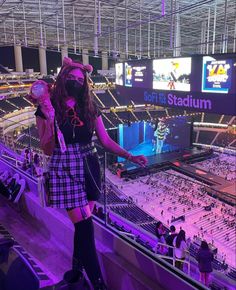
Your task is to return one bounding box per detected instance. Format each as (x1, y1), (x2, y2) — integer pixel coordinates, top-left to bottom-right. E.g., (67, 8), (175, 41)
(62, 57), (93, 74)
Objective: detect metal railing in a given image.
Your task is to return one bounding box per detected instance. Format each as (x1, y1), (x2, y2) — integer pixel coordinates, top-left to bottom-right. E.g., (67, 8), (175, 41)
(117, 232), (191, 275)
(153, 242), (191, 275)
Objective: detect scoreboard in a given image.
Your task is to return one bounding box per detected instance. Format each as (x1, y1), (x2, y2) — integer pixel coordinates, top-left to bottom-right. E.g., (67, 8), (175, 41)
(115, 53), (236, 115)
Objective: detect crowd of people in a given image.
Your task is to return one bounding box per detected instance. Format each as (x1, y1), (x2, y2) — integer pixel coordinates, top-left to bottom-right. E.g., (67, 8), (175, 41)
(20, 147), (43, 177)
(194, 153), (236, 181)
(109, 167), (236, 271)
(153, 222), (214, 287)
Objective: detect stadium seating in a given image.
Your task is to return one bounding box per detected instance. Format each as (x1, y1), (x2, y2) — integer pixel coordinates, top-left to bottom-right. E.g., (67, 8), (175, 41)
(91, 75), (107, 83)
(226, 268), (236, 281)
(213, 132), (236, 148)
(8, 97), (31, 108)
(221, 115), (234, 124)
(204, 114), (222, 123)
(110, 204), (155, 224)
(198, 131), (217, 145)
(109, 89), (129, 106)
(17, 135), (40, 148)
(98, 189), (128, 205)
(149, 110), (166, 120)
(7, 81), (20, 85)
(102, 112), (120, 127)
(0, 100), (17, 113)
(134, 111), (150, 122)
(21, 80), (35, 84)
(96, 91), (118, 107)
(116, 111), (137, 123)
(0, 64), (10, 74)
(140, 223), (157, 236)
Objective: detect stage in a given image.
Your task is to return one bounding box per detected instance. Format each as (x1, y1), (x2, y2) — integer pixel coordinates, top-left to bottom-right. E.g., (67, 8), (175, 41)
(113, 146), (212, 177)
(110, 146), (236, 205)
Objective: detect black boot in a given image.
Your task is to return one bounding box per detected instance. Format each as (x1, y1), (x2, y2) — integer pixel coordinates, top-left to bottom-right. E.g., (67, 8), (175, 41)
(93, 277), (107, 290)
(74, 217), (106, 287)
(63, 222), (84, 284)
(63, 269), (83, 284)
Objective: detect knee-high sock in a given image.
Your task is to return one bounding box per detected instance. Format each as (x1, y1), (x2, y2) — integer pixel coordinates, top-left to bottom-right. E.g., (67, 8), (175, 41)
(72, 225), (84, 271)
(74, 217), (103, 284)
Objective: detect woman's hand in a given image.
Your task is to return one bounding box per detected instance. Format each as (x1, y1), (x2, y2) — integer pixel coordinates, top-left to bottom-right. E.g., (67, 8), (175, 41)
(40, 98), (55, 122)
(129, 155), (148, 167)
(29, 81), (55, 121)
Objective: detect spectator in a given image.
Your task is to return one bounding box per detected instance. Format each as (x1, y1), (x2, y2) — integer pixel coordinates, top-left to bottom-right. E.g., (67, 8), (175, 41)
(93, 204), (98, 215)
(173, 230), (188, 271)
(96, 207), (105, 220)
(196, 241), (214, 287)
(21, 148), (31, 171)
(154, 221), (166, 253)
(33, 153), (42, 177)
(165, 225), (178, 257)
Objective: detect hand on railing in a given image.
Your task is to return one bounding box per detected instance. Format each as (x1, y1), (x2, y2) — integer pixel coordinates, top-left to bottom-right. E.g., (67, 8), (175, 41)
(127, 154), (148, 168)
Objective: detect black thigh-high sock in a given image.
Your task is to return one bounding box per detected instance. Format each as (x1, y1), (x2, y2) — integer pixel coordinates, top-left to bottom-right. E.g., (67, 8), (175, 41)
(74, 216), (103, 285)
(72, 226), (83, 271)
(63, 224), (84, 283)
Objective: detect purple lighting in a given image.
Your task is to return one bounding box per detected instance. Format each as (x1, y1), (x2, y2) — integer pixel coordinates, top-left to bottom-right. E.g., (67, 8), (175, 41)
(162, 0), (165, 16)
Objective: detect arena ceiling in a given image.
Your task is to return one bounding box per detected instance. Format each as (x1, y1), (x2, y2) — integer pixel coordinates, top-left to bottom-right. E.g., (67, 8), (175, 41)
(0, 0), (236, 58)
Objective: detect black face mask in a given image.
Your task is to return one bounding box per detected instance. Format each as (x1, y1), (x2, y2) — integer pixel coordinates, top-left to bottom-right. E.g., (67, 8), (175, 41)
(65, 80), (84, 101)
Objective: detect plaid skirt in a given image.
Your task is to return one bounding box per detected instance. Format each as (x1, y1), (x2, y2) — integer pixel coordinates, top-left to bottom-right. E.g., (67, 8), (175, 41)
(48, 142), (101, 209)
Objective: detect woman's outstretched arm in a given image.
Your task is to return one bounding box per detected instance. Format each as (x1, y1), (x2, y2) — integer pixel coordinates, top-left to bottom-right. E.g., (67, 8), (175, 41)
(95, 116), (147, 167)
(36, 116), (55, 156)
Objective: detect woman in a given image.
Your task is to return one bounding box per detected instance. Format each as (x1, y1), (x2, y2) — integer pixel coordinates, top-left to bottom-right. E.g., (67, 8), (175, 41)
(196, 241), (214, 287)
(173, 229), (188, 271)
(154, 221), (166, 253)
(32, 153), (42, 177)
(34, 57), (147, 290)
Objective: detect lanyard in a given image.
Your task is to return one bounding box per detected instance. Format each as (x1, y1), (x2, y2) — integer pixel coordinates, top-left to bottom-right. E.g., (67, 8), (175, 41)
(55, 120), (67, 153)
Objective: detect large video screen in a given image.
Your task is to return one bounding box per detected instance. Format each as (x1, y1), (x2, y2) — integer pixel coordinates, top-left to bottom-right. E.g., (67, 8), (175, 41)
(153, 57), (192, 91)
(115, 63), (123, 85)
(118, 117), (191, 162)
(124, 61), (150, 88)
(201, 56), (232, 93)
(115, 53), (236, 115)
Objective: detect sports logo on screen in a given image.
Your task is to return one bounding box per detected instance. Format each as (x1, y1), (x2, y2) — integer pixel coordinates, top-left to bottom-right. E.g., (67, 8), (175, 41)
(201, 57), (232, 94)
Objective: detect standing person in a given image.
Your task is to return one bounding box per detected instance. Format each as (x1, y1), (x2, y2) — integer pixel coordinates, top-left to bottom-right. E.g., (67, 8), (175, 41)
(154, 221), (166, 253)
(153, 118), (170, 154)
(32, 153), (42, 177)
(21, 148), (31, 171)
(165, 225), (178, 258)
(196, 241), (214, 287)
(173, 230), (188, 271)
(34, 57), (147, 290)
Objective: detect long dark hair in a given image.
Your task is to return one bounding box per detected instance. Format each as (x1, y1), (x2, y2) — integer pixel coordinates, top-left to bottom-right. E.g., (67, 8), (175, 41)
(200, 241), (209, 250)
(176, 230), (186, 248)
(52, 61), (96, 130)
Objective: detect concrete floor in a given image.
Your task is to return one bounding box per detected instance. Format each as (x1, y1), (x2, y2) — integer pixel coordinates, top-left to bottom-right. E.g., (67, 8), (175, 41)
(0, 195), (72, 285)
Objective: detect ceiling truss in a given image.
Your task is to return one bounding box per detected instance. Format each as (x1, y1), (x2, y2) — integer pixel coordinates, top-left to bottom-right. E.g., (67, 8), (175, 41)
(0, 0), (235, 58)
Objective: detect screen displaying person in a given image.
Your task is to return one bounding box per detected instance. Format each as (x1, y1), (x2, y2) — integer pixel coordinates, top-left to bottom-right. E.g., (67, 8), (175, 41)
(167, 61), (180, 90)
(153, 118), (170, 153)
